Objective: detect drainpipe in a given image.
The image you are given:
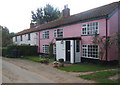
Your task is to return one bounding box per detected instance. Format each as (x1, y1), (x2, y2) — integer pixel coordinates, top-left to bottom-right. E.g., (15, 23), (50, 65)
(106, 17), (108, 61)
(39, 32), (40, 53)
(118, 2), (120, 66)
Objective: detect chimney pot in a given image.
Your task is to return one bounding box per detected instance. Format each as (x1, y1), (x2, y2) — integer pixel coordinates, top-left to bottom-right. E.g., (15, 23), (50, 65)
(30, 23), (35, 28)
(62, 5), (70, 18)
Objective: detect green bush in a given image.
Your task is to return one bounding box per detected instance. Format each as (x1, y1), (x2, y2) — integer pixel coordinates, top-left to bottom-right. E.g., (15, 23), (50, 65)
(2, 47), (7, 57)
(4, 44), (38, 57)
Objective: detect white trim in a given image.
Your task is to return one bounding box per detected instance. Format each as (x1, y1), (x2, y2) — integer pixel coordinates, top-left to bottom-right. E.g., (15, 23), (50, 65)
(42, 44), (49, 53)
(53, 28), (63, 38)
(82, 44), (99, 59)
(42, 30), (49, 39)
(81, 22), (99, 35)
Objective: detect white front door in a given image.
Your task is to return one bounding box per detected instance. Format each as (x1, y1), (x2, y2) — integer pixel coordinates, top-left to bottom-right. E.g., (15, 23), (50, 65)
(56, 41), (65, 61)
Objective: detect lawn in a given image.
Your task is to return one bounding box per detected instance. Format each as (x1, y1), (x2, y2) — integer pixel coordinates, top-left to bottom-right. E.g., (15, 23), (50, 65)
(21, 56), (55, 63)
(57, 63), (118, 72)
(79, 70), (119, 83)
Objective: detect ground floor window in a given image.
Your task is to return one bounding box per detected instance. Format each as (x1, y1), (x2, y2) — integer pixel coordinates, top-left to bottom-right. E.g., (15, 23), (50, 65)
(82, 44), (99, 58)
(42, 45), (49, 53)
(53, 44), (56, 54)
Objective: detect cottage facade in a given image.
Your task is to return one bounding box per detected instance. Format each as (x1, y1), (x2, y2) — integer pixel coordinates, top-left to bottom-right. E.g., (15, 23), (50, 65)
(13, 2), (120, 63)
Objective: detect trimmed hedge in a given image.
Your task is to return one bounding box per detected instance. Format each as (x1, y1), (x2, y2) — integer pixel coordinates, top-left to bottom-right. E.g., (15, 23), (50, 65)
(2, 47), (7, 57)
(3, 44), (38, 57)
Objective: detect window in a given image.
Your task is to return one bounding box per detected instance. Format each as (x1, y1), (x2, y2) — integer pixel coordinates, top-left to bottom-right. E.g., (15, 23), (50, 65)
(54, 29), (63, 38)
(53, 44), (56, 54)
(42, 45), (49, 53)
(76, 40), (80, 52)
(82, 44), (99, 58)
(28, 33), (30, 40)
(42, 31), (49, 39)
(82, 22), (98, 35)
(20, 35), (22, 41)
(15, 36), (17, 42)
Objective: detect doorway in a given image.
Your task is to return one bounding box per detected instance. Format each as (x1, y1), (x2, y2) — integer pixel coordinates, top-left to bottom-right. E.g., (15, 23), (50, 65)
(66, 41), (71, 62)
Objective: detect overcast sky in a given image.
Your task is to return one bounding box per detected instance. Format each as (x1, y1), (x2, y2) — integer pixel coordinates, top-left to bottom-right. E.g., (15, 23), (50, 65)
(0, 0), (119, 33)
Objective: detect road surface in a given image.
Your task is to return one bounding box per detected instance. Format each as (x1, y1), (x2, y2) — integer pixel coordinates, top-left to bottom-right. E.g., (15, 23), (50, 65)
(2, 59), (55, 83)
(2, 58), (95, 83)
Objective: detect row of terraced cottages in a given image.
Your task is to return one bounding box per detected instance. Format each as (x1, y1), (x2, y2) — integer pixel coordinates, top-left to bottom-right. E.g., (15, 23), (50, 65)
(13, 1), (120, 63)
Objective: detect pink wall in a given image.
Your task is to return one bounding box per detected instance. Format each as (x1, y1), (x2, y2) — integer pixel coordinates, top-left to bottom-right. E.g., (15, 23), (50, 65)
(107, 9), (119, 61)
(38, 19), (107, 54)
(37, 9), (119, 61)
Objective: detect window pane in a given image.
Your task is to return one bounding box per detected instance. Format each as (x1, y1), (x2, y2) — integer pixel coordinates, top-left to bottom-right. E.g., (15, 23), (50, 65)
(76, 40), (80, 52)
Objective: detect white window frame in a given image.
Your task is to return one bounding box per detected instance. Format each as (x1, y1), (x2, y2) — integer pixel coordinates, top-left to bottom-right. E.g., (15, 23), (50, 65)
(20, 35), (22, 41)
(42, 44), (49, 53)
(53, 44), (56, 54)
(28, 33), (31, 40)
(82, 44), (99, 59)
(54, 28), (63, 38)
(82, 22), (99, 35)
(42, 30), (49, 39)
(15, 36), (17, 42)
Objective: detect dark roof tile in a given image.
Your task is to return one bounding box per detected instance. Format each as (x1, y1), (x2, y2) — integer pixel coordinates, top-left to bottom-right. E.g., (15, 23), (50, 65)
(16, 1), (120, 36)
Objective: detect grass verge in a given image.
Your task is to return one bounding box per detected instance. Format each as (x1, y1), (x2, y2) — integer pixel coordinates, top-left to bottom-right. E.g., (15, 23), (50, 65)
(57, 63), (118, 72)
(20, 56), (55, 63)
(79, 70), (119, 83)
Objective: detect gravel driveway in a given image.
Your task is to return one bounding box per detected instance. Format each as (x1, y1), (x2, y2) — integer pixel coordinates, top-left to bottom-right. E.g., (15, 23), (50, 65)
(2, 58), (95, 83)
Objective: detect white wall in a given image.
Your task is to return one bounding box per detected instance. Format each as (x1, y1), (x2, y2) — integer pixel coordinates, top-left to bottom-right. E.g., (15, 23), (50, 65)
(13, 32), (37, 46)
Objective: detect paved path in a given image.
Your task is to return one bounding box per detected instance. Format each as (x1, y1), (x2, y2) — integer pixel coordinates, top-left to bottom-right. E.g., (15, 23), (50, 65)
(2, 59), (55, 83)
(2, 58), (95, 83)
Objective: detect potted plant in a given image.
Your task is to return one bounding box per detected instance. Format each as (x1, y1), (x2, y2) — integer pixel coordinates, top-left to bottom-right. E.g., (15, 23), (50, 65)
(53, 61), (59, 67)
(58, 58), (64, 67)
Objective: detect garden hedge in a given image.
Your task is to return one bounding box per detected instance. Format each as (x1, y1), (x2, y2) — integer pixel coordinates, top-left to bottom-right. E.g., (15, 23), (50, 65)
(3, 44), (38, 57)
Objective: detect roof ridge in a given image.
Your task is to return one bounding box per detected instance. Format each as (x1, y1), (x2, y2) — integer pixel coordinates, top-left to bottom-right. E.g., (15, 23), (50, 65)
(16, 1), (119, 36)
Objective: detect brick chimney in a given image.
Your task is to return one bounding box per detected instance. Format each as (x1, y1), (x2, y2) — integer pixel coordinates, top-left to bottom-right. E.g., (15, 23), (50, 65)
(30, 22), (35, 28)
(62, 5), (70, 18)
(36, 19), (41, 26)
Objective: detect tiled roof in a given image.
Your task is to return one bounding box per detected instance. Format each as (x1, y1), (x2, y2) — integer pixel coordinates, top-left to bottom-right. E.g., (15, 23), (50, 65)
(16, 1), (120, 36)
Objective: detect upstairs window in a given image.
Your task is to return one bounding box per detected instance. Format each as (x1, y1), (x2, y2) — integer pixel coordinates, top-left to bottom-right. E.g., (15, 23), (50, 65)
(82, 22), (98, 35)
(42, 45), (49, 53)
(54, 29), (63, 38)
(20, 35), (22, 41)
(15, 36), (17, 42)
(28, 33), (30, 40)
(42, 31), (49, 39)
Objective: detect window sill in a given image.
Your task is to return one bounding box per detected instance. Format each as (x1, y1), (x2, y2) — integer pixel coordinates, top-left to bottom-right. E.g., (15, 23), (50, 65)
(81, 56), (99, 59)
(81, 34), (99, 36)
(41, 38), (49, 40)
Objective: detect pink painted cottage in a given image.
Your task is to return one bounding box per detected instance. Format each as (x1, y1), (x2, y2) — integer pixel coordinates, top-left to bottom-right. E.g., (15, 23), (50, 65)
(13, 1), (120, 63)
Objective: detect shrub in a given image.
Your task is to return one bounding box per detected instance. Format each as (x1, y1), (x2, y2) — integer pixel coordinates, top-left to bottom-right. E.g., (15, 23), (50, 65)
(58, 58), (64, 63)
(2, 47), (7, 57)
(4, 44), (38, 57)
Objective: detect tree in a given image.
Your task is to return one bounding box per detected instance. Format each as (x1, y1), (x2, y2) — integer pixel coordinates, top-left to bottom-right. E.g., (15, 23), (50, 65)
(0, 25), (15, 47)
(31, 4), (61, 25)
(92, 32), (113, 60)
(49, 39), (55, 58)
